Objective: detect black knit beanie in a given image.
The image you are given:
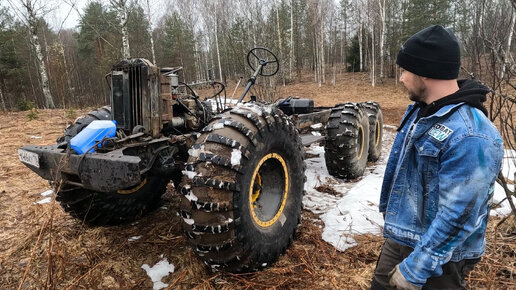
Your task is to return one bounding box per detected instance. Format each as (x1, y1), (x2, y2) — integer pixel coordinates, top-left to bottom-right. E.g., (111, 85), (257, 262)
(396, 25), (460, 80)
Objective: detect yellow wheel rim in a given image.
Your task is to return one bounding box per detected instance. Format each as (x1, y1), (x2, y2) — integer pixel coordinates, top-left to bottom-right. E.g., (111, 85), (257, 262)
(249, 153), (289, 228)
(117, 178), (147, 194)
(358, 125), (365, 159)
(375, 120), (381, 147)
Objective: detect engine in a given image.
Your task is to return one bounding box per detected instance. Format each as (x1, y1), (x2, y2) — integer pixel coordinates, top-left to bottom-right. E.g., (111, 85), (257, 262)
(110, 58), (209, 138)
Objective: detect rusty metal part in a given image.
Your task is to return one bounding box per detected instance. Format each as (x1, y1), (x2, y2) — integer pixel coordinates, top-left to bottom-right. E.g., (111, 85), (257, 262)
(294, 109), (331, 132)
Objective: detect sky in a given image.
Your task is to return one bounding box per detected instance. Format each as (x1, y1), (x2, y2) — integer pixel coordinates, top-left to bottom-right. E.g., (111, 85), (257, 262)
(2, 0), (169, 31)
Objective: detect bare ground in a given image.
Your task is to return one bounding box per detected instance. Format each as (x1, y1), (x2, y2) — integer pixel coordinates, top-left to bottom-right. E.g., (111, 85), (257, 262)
(0, 73), (514, 289)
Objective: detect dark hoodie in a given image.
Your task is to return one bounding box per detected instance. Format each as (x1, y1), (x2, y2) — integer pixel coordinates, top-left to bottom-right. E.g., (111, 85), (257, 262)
(397, 79), (490, 131)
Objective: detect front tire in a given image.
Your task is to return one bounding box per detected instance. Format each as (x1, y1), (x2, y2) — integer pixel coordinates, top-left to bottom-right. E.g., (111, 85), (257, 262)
(179, 103), (305, 272)
(56, 176), (169, 226)
(55, 106), (169, 226)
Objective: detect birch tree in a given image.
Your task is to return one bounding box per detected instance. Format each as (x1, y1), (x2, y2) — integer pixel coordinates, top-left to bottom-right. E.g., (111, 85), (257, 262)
(378, 0), (386, 81)
(111, 0), (130, 59)
(21, 0), (55, 108)
(144, 0), (156, 64)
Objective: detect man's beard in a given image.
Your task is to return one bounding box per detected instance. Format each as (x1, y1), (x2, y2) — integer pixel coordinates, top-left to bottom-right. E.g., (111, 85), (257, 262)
(408, 89), (425, 102)
(407, 79), (427, 103)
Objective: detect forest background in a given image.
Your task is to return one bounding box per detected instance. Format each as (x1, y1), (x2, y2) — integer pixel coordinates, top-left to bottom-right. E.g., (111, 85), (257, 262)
(0, 0), (515, 111)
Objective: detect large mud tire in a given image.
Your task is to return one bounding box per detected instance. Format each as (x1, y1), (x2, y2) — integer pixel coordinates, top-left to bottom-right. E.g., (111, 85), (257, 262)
(324, 102), (370, 179)
(56, 177), (169, 226)
(363, 101), (383, 162)
(56, 106), (112, 143)
(179, 103), (305, 272)
(55, 106), (169, 226)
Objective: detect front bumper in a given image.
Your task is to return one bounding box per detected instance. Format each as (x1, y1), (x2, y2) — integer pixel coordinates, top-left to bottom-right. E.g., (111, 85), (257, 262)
(19, 145), (142, 192)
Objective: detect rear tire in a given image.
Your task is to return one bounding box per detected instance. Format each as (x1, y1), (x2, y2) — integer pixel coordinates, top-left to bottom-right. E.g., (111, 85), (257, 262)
(179, 103), (305, 272)
(363, 101), (383, 162)
(55, 106), (169, 226)
(324, 102), (369, 179)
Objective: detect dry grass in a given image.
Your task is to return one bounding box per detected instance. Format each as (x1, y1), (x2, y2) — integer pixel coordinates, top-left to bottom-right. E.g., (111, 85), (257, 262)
(0, 73), (514, 289)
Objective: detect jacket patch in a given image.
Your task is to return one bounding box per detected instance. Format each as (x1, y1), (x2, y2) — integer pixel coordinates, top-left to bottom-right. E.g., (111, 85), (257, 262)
(428, 123), (453, 142)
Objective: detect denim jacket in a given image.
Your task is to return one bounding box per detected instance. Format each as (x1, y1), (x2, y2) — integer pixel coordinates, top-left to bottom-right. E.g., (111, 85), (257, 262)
(379, 102), (503, 286)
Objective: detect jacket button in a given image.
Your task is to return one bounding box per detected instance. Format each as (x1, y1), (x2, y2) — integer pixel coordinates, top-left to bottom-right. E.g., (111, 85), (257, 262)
(419, 146), (424, 151)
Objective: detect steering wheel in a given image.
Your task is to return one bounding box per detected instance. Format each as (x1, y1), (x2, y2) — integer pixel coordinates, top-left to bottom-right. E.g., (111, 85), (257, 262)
(246, 47), (279, 77)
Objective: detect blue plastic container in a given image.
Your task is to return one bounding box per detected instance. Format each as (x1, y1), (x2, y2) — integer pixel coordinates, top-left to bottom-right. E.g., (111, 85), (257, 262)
(70, 120), (117, 154)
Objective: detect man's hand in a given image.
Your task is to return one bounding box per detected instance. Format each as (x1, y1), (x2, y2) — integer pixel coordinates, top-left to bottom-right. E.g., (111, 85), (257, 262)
(388, 264), (421, 290)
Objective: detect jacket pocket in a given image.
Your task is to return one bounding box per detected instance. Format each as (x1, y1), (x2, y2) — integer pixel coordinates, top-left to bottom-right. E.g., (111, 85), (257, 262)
(413, 138), (443, 228)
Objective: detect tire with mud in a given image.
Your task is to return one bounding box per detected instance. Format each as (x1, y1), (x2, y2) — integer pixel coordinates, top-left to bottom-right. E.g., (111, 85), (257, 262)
(324, 102), (370, 179)
(57, 177), (169, 226)
(179, 103), (305, 272)
(56, 106), (112, 143)
(363, 101), (383, 162)
(55, 106), (170, 226)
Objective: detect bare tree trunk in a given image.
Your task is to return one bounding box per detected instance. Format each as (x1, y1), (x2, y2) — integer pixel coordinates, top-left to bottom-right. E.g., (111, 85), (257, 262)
(378, 0), (386, 81)
(501, 9), (515, 80)
(24, 0), (55, 109)
(121, 3), (130, 58)
(290, 0), (294, 81)
(215, 22), (223, 81)
(112, 0), (130, 59)
(320, 13), (325, 85)
(145, 0), (156, 64)
(276, 8), (285, 86)
(371, 24), (375, 87)
(359, 23), (363, 72)
(59, 41), (74, 108)
(0, 78), (6, 111)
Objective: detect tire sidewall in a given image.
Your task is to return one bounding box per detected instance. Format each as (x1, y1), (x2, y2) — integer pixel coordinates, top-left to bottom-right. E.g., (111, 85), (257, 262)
(234, 119), (304, 262)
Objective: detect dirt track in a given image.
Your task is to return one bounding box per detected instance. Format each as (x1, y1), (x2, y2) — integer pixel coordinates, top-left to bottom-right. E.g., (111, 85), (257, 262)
(0, 74), (513, 289)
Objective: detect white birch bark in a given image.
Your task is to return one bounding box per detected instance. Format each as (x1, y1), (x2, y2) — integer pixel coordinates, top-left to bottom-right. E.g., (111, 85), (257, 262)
(320, 12), (325, 84)
(145, 0), (156, 64)
(0, 80), (6, 110)
(378, 0), (386, 81)
(501, 9), (515, 80)
(290, 0), (294, 80)
(359, 24), (363, 72)
(120, 2), (130, 59)
(371, 24), (375, 87)
(24, 0), (55, 109)
(215, 22), (223, 81)
(276, 7), (285, 86)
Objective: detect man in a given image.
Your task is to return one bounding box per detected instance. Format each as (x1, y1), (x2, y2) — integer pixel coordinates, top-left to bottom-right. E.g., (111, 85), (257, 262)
(371, 25), (504, 289)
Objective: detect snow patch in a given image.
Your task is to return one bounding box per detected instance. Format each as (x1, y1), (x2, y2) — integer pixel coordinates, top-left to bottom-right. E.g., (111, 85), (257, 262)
(185, 191), (198, 202)
(491, 150), (516, 216)
(231, 149), (242, 166)
(141, 258), (175, 290)
(35, 197), (52, 204)
(40, 189), (53, 197)
(182, 170), (200, 180)
(128, 236), (141, 242)
(212, 122), (225, 130)
(310, 123), (323, 129)
(188, 145), (205, 158)
(242, 103), (264, 116)
(183, 218), (195, 225)
(320, 171), (385, 251)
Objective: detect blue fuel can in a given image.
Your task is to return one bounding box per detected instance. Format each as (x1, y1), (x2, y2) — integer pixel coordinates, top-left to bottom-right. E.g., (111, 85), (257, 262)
(70, 120), (117, 154)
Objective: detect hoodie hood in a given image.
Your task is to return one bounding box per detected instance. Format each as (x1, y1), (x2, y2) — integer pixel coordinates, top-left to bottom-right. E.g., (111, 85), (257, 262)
(416, 79), (489, 120)
(397, 79), (490, 131)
